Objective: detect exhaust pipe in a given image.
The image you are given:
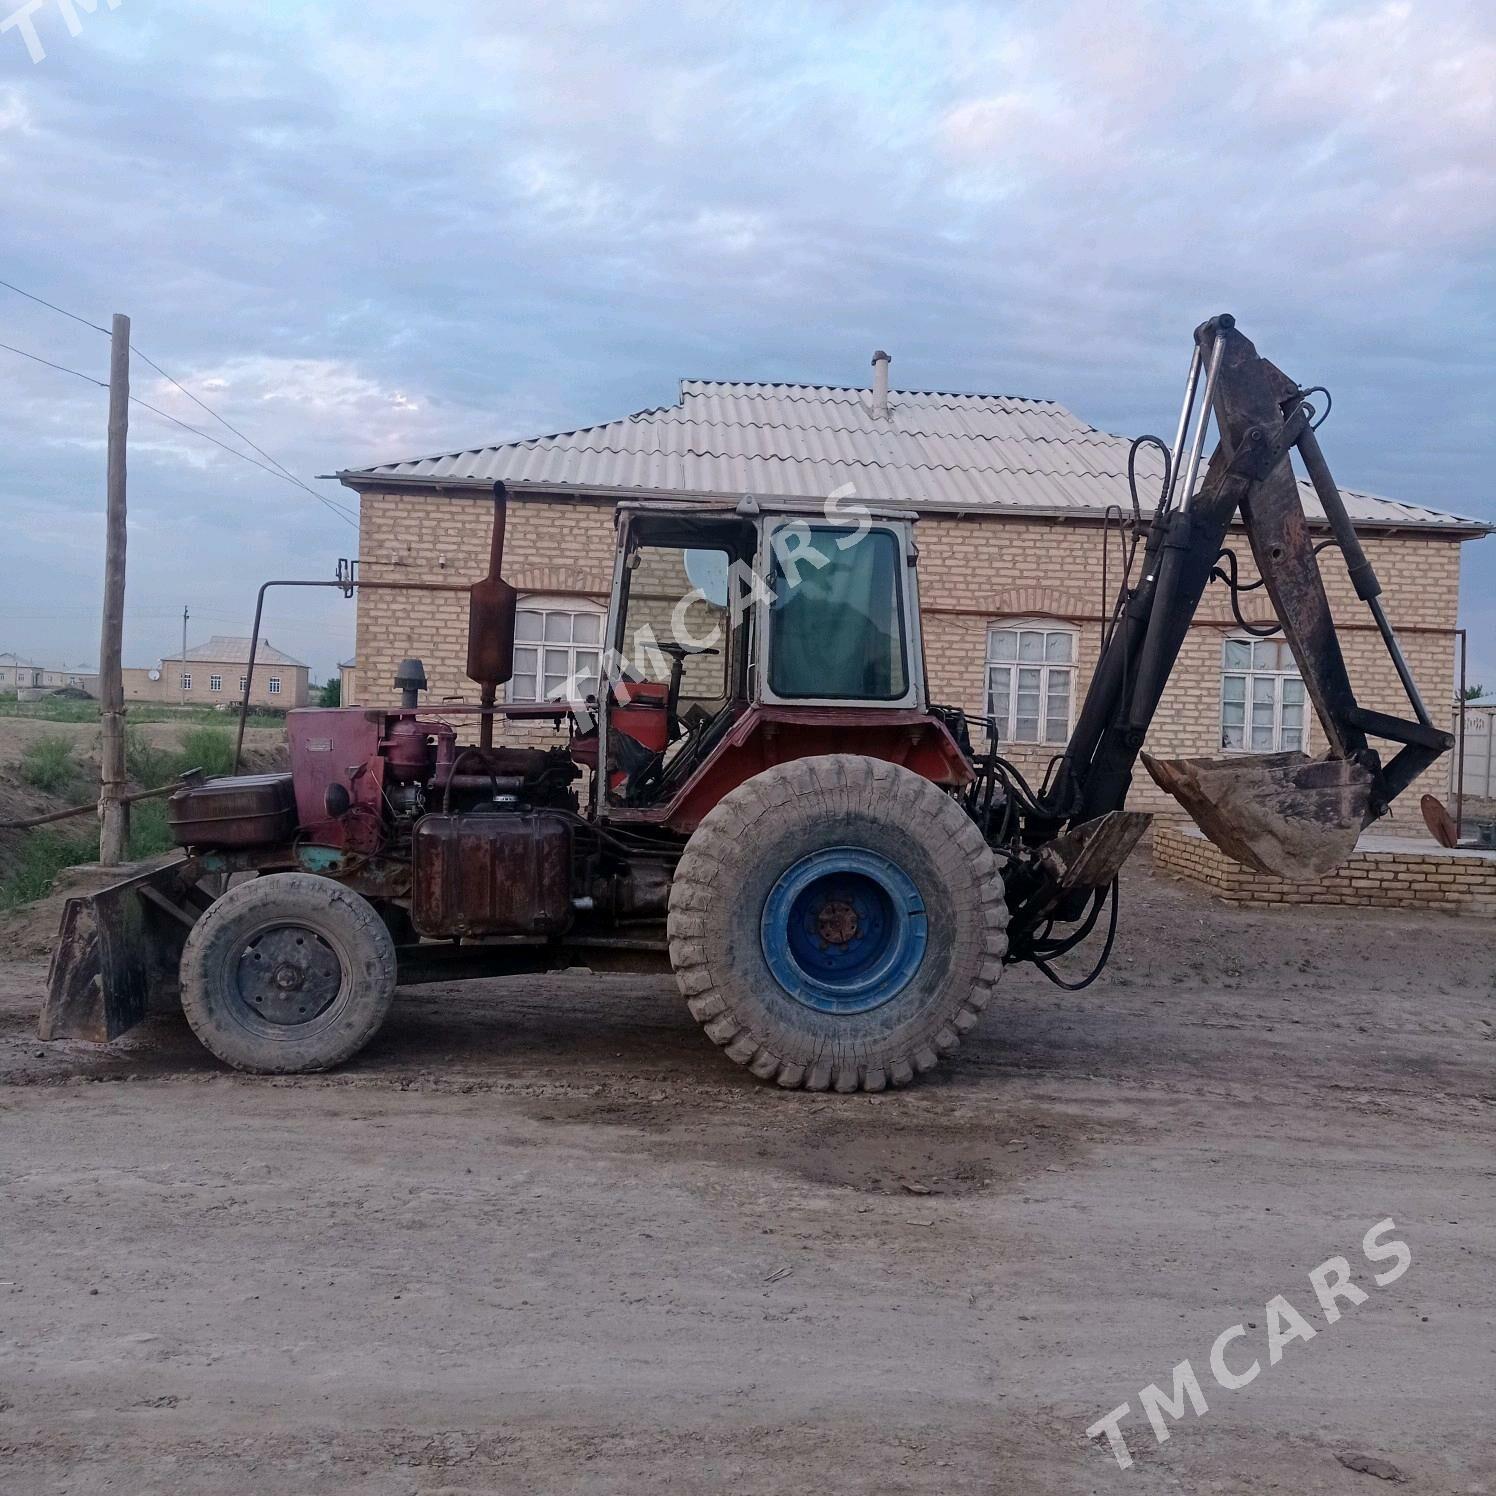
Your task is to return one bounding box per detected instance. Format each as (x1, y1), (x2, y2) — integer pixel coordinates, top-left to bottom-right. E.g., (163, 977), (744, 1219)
(466, 481), (517, 748)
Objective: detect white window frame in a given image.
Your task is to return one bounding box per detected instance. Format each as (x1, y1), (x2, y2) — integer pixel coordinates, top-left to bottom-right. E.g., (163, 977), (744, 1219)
(180, 673), (191, 691)
(1220, 635), (1306, 753)
(267, 676), (281, 695)
(510, 596), (606, 703)
(209, 674), (222, 692)
(239, 675), (248, 692)
(985, 620), (1077, 746)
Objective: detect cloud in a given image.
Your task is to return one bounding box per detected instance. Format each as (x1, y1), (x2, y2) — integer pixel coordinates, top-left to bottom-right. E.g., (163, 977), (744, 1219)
(0, 0), (1490, 681)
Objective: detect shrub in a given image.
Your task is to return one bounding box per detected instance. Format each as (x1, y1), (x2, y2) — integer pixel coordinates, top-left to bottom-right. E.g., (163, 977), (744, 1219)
(127, 798), (174, 859)
(18, 734), (80, 796)
(0, 826), (97, 911)
(177, 726), (235, 779)
(125, 727), (177, 789)
(125, 725), (235, 790)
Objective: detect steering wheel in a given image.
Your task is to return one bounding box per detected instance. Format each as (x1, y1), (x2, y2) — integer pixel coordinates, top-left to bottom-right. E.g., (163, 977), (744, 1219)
(658, 644), (721, 741)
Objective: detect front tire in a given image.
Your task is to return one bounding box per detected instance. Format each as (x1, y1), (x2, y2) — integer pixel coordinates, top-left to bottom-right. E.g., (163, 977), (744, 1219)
(179, 873), (397, 1074)
(667, 755), (1008, 1091)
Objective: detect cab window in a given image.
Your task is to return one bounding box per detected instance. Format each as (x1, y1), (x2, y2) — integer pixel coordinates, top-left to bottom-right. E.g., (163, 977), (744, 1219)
(768, 526), (908, 701)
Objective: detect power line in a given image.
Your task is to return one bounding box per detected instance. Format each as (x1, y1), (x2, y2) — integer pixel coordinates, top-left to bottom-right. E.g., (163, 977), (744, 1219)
(129, 345), (357, 522)
(0, 339), (106, 387)
(127, 394), (358, 526)
(0, 278), (110, 336)
(0, 337), (356, 526)
(0, 279), (360, 526)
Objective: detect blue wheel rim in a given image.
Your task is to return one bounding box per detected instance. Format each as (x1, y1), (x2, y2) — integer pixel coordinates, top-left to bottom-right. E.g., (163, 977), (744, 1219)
(760, 846), (928, 1014)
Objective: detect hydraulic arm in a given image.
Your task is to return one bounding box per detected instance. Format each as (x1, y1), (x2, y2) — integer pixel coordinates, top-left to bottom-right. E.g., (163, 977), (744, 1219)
(1004, 315), (1453, 954)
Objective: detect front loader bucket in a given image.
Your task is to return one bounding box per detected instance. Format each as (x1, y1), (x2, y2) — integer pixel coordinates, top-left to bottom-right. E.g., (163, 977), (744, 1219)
(40, 856), (195, 1043)
(1142, 750), (1373, 881)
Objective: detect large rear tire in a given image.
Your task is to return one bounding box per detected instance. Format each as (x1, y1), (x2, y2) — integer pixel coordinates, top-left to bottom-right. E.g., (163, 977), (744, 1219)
(179, 873), (397, 1074)
(667, 755), (1007, 1091)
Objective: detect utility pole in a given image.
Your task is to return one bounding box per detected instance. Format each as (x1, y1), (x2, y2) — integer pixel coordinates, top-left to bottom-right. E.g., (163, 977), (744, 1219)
(179, 605), (189, 704)
(97, 313), (130, 865)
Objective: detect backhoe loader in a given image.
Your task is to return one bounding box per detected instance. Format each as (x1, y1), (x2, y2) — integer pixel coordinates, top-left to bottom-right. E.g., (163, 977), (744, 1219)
(42, 315), (1451, 1088)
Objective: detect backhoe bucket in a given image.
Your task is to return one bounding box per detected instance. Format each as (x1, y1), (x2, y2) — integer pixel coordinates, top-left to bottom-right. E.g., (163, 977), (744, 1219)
(1142, 750), (1373, 881)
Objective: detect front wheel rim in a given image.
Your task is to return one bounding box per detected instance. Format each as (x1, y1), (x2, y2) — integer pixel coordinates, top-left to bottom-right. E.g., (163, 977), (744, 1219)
(760, 846), (928, 1014)
(233, 923), (344, 1026)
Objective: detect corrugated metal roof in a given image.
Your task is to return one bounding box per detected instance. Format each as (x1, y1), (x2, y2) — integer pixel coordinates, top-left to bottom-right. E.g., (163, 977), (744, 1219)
(179, 636), (306, 668)
(339, 378), (1486, 534)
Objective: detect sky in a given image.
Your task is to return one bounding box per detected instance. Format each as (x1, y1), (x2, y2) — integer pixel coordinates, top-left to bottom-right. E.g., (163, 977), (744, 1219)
(0, 0), (1491, 687)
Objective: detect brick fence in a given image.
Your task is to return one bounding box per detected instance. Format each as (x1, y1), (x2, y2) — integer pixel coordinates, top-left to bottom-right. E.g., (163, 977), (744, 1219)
(1154, 823), (1496, 915)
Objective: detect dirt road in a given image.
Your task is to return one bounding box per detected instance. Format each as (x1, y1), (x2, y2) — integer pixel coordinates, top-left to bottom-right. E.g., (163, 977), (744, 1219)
(1, 866), (1492, 1494)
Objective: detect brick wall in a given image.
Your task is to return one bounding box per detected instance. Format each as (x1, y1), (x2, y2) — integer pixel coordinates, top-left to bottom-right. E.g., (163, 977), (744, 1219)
(1155, 823), (1496, 915)
(352, 487), (1465, 822)
(121, 660), (309, 709)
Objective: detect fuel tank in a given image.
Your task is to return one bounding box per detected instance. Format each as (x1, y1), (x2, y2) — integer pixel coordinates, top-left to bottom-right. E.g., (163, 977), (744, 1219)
(411, 811), (573, 938)
(167, 773), (297, 848)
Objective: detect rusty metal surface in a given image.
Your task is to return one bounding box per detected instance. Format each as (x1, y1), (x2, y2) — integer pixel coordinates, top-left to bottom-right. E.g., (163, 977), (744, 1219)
(393, 931), (671, 986)
(285, 709), (385, 851)
(40, 857), (195, 1042)
(411, 812), (573, 938)
(466, 484), (517, 689)
(1420, 794), (1460, 849)
(1143, 750), (1373, 880)
(1039, 811), (1152, 893)
(167, 773), (296, 848)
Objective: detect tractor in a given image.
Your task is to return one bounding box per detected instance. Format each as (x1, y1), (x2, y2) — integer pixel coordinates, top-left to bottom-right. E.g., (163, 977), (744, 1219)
(42, 317), (1452, 1089)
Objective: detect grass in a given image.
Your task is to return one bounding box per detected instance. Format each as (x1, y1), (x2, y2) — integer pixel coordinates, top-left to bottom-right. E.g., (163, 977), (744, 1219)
(0, 697), (99, 723)
(127, 799), (175, 859)
(0, 826), (98, 911)
(178, 726), (236, 779)
(0, 802), (176, 911)
(0, 697), (284, 730)
(0, 725), (237, 910)
(18, 735), (81, 796)
(130, 704), (285, 729)
(126, 724), (235, 788)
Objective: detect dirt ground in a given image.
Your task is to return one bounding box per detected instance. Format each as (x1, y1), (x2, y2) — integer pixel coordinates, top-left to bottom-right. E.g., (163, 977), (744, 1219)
(0, 864), (1492, 1495)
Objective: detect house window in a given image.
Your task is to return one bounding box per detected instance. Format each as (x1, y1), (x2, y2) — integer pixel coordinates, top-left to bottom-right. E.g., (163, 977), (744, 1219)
(268, 676), (281, 695)
(180, 673), (191, 691)
(209, 674), (222, 692)
(511, 604), (604, 702)
(1221, 637), (1305, 751)
(986, 623), (1076, 745)
(239, 676), (247, 692)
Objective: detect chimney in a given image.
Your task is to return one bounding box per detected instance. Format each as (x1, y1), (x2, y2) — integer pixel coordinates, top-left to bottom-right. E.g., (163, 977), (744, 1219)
(871, 349), (891, 419)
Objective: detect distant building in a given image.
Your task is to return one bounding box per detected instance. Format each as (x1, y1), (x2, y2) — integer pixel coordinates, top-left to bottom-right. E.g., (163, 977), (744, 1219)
(123, 636), (310, 709)
(0, 652), (99, 695)
(338, 657), (357, 706)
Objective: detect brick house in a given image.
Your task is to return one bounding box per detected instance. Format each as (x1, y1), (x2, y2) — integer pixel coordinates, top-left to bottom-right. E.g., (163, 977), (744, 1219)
(337, 356), (1487, 825)
(0, 653), (99, 694)
(122, 636), (310, 710)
